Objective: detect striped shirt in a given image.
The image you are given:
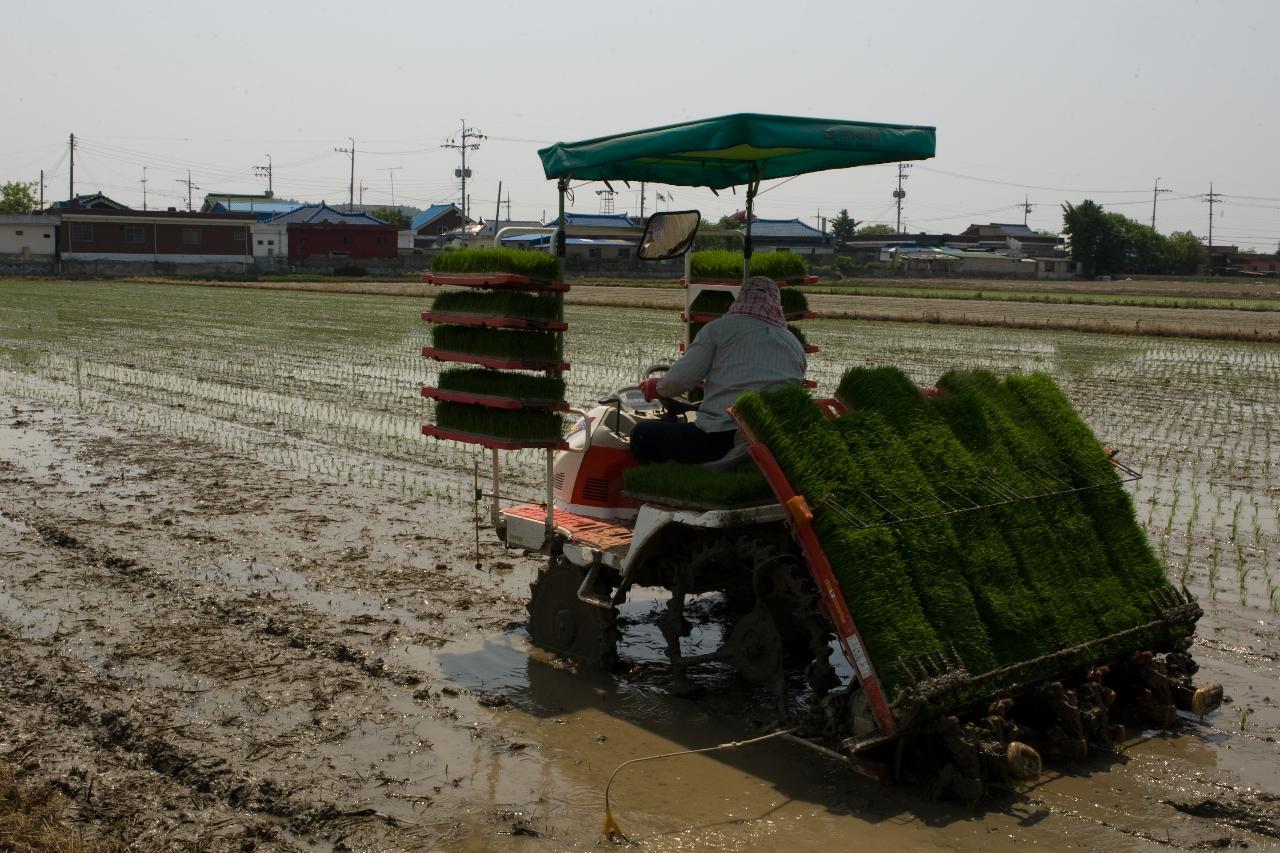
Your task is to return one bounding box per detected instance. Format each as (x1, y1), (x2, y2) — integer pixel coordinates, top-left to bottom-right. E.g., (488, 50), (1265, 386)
(657, 313), (807, 433)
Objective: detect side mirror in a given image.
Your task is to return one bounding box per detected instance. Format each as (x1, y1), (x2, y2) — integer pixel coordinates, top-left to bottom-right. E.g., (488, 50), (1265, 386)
(637, 210), (700, 260)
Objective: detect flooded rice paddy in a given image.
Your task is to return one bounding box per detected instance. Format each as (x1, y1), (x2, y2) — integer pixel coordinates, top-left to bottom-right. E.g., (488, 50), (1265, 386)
(0, 278), (1277, 850)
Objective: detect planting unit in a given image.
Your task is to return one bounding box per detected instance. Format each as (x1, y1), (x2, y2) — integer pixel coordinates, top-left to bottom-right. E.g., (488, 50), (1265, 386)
(416, 113), (1223, 804)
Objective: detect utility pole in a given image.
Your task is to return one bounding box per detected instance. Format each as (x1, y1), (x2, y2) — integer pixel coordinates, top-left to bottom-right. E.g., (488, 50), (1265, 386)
(253, 155), (273, 197)
(441, 120), (484, 221)
(503, 192), (511, 220)
(176, 171), (199, 212)
(893, 162), (911, 233)
(1204, 182), (1223, 256)
(1151, 177), (1170, 230)
(68, 133), (76, 203)
(334, 138), (355, 210)
(639, 181), (646, 219)
(1020, 195), (1033, 226)
(381, 166), (403, 209)
(140, 166), (148, 211)
(359, 180), (369, 208)
(493, 180), (502, 230)
(39, 169), (44, 210)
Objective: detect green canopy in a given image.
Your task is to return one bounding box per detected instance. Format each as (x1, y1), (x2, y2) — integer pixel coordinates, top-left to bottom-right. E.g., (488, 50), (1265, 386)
(537, 113), (936, 190)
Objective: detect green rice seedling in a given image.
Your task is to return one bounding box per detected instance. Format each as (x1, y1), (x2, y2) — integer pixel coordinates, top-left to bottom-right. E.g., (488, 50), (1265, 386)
(621, 462), (772, 507)
(430, 325), (562, 363)
(1004, 373), (1173, 606)
(435, 368), (566, 402)
(431, 247), (560, 281)
(780, 289), (809, 316)
(933, 371), (1140, 636)
(750, 252), (808, 281)
(689, 250), (808, 281)
(430, 290), (563, 322)
(434, 401), (564, 442)
(688, 290), (736, 316)
(734, 385), (944, 693)
(836, 366), (1080, 659)
(789, 325), (809, 349)
(830, 410), (997, 674)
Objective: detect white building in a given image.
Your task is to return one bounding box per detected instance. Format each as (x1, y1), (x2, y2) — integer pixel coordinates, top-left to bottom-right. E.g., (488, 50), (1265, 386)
(0, 215), (57, 257)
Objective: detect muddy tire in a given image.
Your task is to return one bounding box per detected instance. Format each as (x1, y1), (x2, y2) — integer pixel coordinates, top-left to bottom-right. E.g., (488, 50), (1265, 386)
(527, 558), (618, 669)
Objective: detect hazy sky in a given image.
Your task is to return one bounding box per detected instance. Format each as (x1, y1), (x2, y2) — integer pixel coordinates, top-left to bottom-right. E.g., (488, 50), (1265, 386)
(5, 0), (1277, 249)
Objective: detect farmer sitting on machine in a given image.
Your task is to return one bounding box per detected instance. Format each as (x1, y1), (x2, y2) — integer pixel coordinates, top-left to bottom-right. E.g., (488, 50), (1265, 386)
(631, 276), (806, 465)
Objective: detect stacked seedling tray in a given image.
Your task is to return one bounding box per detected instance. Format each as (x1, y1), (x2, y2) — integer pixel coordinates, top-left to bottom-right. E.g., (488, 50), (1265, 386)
(682, 250), (819, 387)
(420, 249), (570, 450)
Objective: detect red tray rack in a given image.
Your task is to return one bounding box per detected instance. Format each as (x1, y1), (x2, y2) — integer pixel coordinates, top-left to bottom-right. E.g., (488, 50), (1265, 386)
(420, 385), (570, 411)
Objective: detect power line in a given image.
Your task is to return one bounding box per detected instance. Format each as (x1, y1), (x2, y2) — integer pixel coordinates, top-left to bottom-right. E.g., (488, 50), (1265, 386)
(917, 164), (1149, 194)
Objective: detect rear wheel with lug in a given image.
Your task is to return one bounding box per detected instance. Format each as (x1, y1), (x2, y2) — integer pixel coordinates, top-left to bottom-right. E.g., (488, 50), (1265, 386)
(527, 557), (618, 669)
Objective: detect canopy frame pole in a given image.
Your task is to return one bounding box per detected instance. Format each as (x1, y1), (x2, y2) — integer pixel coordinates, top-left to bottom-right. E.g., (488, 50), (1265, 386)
(742, 176), (759, 282)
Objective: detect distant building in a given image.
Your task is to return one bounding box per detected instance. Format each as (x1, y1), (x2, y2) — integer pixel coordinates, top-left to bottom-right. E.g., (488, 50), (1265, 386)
(0, 215), (57, 258)
(252, 202), (393, 262)
(1225, 251), (1279, 276)
(746, 218), (832, 256)
(411, 204), (470, 247)
(498, 212), (639, 259)
(57, 208), (254, 263)
(204, 198), (302, 221)
(45, 192), (129, 211)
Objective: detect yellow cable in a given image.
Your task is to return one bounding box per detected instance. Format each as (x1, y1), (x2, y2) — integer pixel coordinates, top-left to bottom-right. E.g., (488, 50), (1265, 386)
(601, 729), (793, 843)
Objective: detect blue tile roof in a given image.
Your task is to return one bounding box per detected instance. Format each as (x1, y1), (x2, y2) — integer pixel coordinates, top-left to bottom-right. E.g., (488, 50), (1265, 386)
(267, 202), (386, 225)
(411, 204), (461, 231)
(747, 218), (825, 239)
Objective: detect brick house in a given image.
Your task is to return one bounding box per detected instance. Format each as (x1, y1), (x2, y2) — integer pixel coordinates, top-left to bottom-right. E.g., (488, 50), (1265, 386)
(57, 208), (255, 263)
(411, 203), (469, 247)
(258, 202), (395, 261)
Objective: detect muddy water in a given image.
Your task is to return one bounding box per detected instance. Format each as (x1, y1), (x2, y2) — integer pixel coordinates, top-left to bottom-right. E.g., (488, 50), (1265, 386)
(1, 282), (1279, 849)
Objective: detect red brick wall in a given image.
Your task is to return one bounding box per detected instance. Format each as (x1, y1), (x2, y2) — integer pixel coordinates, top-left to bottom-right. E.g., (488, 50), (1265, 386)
(61, 217), (250, 255)
(287, 223), (399, 260)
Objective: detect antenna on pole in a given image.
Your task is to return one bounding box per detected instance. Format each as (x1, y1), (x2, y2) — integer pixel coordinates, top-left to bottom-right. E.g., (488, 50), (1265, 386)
(596, 188), (616, 214)
(1203, 182), (1223, 269)
(253, 155), (273, 197)
(893, 162), (911, 233)
(442, 120), (484, 221)
(175, 171), (200, 212)
(334, 139), (355, 210)
(381, 166), (403, 209)
(1150, 177), (1171, 230)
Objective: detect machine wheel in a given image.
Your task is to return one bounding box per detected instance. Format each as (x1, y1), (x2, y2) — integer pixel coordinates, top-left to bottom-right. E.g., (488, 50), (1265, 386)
(527, 558), (619, 670)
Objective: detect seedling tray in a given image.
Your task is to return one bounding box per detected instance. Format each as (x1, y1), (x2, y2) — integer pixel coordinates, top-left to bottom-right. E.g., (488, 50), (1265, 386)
(421, 423), (568, 450)
(420, 346), (570, 372)
(421, 310), (568, 331)
(421, 385), (569, 411)
(422, 273), (568, 292)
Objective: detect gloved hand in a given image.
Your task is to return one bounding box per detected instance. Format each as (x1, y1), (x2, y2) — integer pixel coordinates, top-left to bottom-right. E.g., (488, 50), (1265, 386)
(639, 377), (661, 401)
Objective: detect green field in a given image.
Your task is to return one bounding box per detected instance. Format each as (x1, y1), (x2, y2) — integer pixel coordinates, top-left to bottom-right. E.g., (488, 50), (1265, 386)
(1, 279), (1277, 621)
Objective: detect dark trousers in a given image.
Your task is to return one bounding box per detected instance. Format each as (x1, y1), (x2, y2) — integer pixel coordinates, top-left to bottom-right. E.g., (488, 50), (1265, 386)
(630, 420), (737, 465)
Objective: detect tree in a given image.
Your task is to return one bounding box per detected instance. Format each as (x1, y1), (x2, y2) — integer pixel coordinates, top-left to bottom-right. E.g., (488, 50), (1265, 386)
(1061, 200), (1126, 277)
(855, 223), (895, 237)
(0, 181), (38, 214)
(1167, 231), (1208, 274)
(829, 209), (860, 242)
(369, 206), (410, 228)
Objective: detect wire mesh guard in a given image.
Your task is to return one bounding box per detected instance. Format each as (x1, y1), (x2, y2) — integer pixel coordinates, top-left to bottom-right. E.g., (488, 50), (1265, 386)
(816, 452), (1141, 531)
